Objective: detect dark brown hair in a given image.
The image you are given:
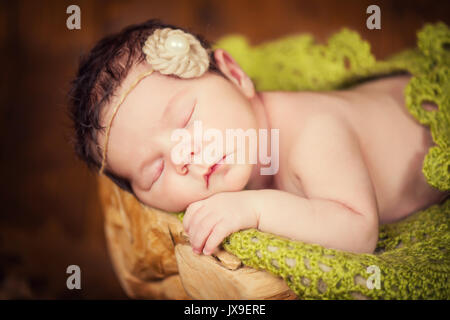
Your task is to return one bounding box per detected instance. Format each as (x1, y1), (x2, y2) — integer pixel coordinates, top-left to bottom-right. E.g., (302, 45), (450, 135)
(68, 19), (225, 194)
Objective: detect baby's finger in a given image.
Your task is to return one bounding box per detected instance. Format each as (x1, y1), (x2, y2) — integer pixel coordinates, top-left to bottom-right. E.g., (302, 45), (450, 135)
(183, 201), (204, 232)
(185, 203), (209, 236)
(189, 221), (215, 254)
(189, 215), (223, 254)
(202, 223), (232, 256)
(186, 206), (213, 243)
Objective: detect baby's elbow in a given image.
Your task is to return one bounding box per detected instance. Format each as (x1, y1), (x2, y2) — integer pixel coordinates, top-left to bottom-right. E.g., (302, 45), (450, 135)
(364, 220), (379, 253)
(355, 216), (379, 254)
(361, 229), (379, 254)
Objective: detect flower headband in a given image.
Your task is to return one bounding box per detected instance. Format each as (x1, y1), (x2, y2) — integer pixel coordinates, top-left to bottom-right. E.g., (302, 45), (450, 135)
(98, 28), (210, 175)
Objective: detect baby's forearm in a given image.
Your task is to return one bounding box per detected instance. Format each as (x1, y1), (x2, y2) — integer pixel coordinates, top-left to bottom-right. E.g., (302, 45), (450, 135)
(247, 189), (379, 253)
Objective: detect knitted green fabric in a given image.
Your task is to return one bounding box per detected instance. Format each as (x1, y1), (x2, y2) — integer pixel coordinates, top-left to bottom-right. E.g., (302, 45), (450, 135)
(177, 22), (449, 299)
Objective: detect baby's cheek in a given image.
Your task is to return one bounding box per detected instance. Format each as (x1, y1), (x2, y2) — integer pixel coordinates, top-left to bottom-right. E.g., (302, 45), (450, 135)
(224, 164), (253, 191)
(160, 174), (205, 211)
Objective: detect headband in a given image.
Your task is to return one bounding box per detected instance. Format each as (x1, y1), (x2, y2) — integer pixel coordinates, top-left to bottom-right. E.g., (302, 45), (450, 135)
(98, 28), (210, 174)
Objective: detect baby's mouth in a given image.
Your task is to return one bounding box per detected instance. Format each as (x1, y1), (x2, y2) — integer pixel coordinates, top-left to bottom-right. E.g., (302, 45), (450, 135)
(204, 154), (227, 189)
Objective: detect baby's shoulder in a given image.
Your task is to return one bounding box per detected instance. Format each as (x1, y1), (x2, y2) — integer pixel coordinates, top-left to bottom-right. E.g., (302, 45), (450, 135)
(294, 111), (352, 145)
(287, 111), (356, 169)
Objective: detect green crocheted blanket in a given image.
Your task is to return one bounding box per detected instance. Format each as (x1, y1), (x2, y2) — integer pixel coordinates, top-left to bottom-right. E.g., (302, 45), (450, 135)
(179, 22), (450, 299)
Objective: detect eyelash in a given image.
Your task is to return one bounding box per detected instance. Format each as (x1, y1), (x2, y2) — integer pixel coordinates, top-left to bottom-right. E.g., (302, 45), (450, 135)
(152, 158), (164, 186)
(182, 102), (196, 128)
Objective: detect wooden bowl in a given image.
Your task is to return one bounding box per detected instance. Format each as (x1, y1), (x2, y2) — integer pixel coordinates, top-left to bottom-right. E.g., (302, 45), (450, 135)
(98, 175), (296, 300)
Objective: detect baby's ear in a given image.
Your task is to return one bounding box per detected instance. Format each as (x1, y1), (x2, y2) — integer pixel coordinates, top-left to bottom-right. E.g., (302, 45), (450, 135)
(213, 49), (255, 99)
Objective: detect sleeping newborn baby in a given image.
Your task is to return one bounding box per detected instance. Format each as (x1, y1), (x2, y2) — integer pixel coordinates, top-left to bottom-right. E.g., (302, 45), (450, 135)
(69, 19), (448, 256)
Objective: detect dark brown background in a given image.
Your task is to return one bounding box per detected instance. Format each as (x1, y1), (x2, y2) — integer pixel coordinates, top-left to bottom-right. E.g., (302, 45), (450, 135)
(0, 0), (448, 299)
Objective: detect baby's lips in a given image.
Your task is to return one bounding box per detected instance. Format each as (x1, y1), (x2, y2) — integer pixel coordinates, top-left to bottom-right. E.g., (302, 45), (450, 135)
(217, 154), (227, 165)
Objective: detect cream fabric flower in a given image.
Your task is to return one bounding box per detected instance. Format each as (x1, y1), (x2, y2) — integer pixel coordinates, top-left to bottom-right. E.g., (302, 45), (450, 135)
(143, 28), (210, 78)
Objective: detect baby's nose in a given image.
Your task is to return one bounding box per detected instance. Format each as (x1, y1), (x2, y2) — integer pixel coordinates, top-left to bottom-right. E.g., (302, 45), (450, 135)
(174, 152), (194, 175)
(174, 151), (210, 177)
(175, 163), (188, 175)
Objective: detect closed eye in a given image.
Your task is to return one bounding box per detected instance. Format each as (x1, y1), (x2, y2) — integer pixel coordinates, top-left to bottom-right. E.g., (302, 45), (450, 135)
(182, 101), (196, 128)
(141, 158), (164, 192)
(152, 158), (164, 185)
(145, 100), (195, 191)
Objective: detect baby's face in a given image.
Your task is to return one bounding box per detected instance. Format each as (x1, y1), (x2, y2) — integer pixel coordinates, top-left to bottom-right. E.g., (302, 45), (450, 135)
(98, 63), (258, 212)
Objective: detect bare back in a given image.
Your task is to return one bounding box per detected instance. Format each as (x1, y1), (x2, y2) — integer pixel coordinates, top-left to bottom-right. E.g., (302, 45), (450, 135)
(266, 74), (448, 224)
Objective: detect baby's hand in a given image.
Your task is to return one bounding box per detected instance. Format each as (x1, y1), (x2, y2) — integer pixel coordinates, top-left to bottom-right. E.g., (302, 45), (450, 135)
(183, 191), (259, 255)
